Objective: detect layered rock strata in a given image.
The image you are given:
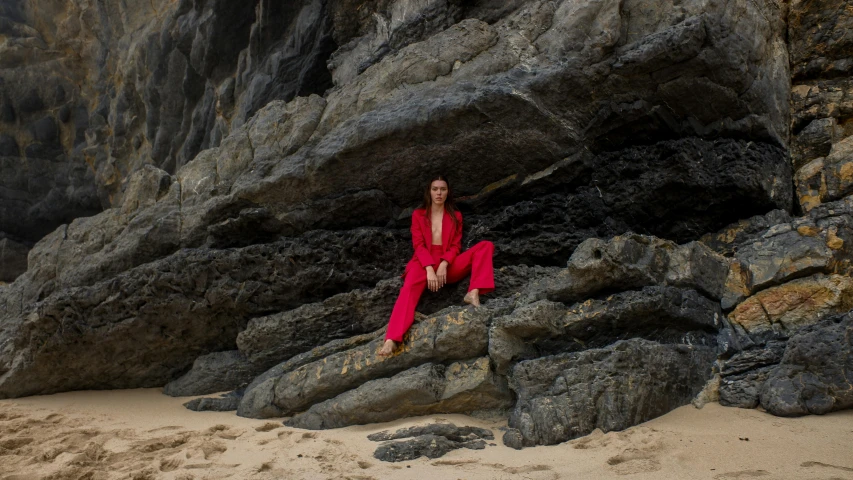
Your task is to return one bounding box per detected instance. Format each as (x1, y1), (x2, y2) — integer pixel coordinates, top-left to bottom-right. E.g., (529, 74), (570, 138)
(4, 0), (853, 454)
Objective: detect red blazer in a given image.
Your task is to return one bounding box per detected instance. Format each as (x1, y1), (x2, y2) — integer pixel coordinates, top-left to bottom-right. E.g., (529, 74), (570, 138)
(406, 208), (463, 275)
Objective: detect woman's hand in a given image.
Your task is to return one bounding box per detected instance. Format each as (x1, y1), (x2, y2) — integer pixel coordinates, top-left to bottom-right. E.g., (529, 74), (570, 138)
(436, 261), (448, 288)
(426, 266), (439, 292)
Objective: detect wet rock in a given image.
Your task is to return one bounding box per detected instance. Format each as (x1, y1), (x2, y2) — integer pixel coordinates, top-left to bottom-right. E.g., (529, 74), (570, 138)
(505, 339), (716, 447)
(760, 315), (853, 416)
(490, 286), (722, 374)
(373, 434), (487, 462)
(286, 358), (512, 429)
(238, 306), (491, 418)
(163, 351), (258, 397)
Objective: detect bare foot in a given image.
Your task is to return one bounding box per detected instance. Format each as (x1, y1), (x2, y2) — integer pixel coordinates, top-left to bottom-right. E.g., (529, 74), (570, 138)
(463, 289), (481, 307)
(378, 339), (397, 356)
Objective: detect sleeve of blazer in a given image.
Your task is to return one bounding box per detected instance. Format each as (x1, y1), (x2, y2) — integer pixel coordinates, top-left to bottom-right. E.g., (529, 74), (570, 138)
(440, 211), (463, 265)
(412, 211), (434, 269)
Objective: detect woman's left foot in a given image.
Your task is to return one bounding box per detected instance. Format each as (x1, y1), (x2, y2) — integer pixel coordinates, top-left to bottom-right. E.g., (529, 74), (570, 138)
(463, 289), (481, 307)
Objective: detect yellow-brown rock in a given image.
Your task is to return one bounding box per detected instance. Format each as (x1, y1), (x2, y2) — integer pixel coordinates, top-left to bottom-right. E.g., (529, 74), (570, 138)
(795, 135), (853, 212)
(728, 274), (853, 335)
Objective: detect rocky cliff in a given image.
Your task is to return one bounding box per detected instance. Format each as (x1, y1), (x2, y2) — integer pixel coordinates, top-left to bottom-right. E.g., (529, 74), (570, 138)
(1, 0), (852, 448)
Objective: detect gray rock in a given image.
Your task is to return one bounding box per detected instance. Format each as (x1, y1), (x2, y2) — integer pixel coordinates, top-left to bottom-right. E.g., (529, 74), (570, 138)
(526, 233), (739, 305)
(368, 423), (494, 462)
(715, 197), (853, 309)
(788, 0), (853, 81)
(700, 210), (794, 256)
(719, 367), (774, 409)
(0, 134), (19, 157)
(373, 434), (487, 462)
(490, 286), (722, 374)
(238, 306), (491, 418)
(759, 315), (853, 416)
(163, 350), (258, 397)
(237, 329), (385, 418)
(183, 393), (242, 412)
(237, 279), (403, 369)
(237, 264), (552, 371)
(720, 342), (786, 377)
(505, 339), (716, 447)
(0, 229), (408, 399)
(286, 358), (512, 429)
(367, 423), (494, 442)
(0, 237), (29, 283)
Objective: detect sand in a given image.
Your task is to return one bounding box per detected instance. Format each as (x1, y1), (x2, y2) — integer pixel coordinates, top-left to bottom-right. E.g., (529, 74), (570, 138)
(1, 389), (851, 480)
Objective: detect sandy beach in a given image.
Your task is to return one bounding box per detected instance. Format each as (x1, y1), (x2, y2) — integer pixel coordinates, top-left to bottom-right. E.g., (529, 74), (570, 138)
(1, 389), (851, 480)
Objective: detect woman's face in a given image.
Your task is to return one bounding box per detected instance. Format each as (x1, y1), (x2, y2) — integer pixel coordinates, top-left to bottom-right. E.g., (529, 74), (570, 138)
(430, 180), (449, 206)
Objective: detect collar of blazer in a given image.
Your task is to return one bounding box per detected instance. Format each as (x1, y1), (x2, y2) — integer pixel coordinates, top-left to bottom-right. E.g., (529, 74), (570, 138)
(422, 208), (452, 250)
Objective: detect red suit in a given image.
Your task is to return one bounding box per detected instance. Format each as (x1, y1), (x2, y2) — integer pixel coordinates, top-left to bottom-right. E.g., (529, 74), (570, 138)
(385, 208), (495, 342)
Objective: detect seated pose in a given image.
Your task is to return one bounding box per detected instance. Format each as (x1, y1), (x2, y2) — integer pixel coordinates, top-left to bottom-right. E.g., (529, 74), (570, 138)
(378, 176), (495, 356)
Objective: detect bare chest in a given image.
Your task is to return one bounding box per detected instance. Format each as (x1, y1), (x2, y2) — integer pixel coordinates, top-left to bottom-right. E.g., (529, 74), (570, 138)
(430, 214), (443, 245)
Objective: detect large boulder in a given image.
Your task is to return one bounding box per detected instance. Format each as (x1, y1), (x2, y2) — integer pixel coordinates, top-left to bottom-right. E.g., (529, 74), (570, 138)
(238, 306), (492, 418)
(0, 229), (408, 398)
(728, 274), (853, 339)
(503, 339), (716, 448)
(490, 286), (722, 374)
(525, 233), (743, 305)
(286, 357), (512, 429)
(759, 314), (853, 416)
(163, 350), (257, 397)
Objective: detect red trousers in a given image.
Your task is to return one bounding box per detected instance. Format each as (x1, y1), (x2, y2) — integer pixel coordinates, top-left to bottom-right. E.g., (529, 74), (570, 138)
(385, 241), (495, 342)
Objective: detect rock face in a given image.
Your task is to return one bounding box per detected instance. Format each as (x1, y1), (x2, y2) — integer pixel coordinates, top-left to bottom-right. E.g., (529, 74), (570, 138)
(0, 236), (29, 283)
(3, 0), (853, 453)
(503, 340), (717, 448)
(760, 315), (853, 416)
(286, 358), (512, 430)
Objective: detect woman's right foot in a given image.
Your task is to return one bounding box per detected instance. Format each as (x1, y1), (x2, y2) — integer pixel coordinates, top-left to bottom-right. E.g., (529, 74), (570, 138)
(378, 339), (397, 356)
(463, 289), (481, 307)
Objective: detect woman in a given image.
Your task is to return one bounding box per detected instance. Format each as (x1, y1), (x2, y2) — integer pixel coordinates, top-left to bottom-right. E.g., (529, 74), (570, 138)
(378, 176), (495, 356)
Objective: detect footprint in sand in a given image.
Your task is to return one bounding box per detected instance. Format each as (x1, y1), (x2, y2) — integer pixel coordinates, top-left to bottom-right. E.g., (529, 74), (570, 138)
(713, 470), (770, 479)
(159, 456), (183, 472)
(570, 428), (608, 449)
(255, 422), (281, 432)
(604, 429), (666, 476)
(801, 461), (853, 473)
(137, 433), (190, 453)
(207, 424), (243, 440)
(607, 457), (662, 475)
(197, 439), (227, 460)
(433, 459), (480, 466)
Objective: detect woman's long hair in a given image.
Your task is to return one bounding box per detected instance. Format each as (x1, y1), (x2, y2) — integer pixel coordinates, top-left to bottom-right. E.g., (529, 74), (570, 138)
(419, 175), (460, 230)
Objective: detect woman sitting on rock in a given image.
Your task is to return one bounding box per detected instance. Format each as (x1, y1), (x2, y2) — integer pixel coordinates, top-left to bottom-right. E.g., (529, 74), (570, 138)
(378, 175), (495, 356)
